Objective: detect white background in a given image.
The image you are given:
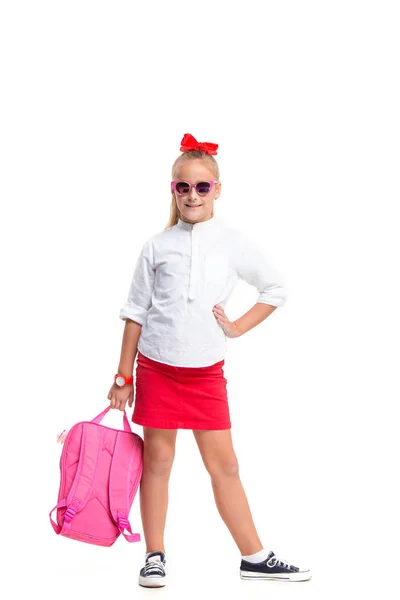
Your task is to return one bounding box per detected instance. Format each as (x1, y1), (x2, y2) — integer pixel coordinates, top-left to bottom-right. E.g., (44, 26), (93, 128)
(1, 1), (399, 598)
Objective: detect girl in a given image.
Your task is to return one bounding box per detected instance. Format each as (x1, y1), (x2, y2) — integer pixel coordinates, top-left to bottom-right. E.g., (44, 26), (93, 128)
(108, 133), (312, 587)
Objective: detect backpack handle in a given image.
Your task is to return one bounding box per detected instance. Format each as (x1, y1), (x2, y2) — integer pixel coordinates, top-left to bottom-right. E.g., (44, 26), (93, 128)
(92, 406), (132, 433)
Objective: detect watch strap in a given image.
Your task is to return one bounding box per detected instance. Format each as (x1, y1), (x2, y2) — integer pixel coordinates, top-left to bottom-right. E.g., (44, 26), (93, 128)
(114, 373), (134, 386)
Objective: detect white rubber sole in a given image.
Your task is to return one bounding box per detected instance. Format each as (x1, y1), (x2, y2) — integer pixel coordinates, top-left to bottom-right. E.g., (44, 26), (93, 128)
(139, 574), (167, 587)
(240, 569), (312, 582)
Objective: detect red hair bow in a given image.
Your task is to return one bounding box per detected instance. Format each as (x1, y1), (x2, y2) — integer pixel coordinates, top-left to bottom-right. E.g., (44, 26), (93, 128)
(180, 133), (218, 155)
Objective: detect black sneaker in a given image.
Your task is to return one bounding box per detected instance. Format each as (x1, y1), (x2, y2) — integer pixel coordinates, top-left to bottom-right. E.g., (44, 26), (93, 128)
(240, 550), (312, 582)
(138, 551), (167, 587)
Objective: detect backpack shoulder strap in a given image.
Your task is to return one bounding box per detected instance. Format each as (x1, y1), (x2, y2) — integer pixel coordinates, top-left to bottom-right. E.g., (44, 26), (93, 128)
(109, 431), (143, 543)
(55, 423), (104, 536)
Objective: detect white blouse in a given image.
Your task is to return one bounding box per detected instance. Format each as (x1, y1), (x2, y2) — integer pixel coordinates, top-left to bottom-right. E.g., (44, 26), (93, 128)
(119, 216), (288, 367)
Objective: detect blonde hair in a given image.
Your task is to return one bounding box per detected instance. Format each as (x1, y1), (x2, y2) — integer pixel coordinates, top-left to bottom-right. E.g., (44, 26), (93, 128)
(164, 150), (220, 230)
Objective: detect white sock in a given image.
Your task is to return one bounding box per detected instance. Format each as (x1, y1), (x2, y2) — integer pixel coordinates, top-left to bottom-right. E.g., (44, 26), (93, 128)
(241, 548), (270, 563)
(145, 550), (165, 560)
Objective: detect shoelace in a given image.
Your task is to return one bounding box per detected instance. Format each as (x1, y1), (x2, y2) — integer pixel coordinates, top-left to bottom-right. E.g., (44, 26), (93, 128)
(144, 557), (165, 573)
(267, 555), (291, 569)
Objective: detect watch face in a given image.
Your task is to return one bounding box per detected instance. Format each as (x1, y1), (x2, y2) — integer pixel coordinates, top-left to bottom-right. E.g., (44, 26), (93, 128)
(116, 376), (125, 387)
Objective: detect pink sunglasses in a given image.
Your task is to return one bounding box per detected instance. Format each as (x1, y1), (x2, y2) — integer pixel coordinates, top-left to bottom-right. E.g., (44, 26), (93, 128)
(171, 180), (219, 196)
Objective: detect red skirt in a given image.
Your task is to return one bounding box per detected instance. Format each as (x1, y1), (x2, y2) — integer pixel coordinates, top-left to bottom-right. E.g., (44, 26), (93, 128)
(132, 351), (231, 430)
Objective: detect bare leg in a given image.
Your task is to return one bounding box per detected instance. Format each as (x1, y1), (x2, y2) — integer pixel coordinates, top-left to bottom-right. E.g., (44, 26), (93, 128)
(193, 428), (263, 555)
(140, 426), (178, 554)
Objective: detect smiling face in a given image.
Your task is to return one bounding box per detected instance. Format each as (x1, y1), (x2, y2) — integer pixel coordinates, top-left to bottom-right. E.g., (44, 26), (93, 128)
(171, 159), (221, 224)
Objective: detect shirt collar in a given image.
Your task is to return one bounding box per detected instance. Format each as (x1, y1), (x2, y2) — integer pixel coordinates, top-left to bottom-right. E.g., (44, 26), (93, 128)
(176, 216), (218, 232)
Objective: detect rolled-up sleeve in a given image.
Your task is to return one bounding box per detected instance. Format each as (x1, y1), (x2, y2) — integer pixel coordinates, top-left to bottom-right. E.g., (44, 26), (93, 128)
(234, 232), (288, 307)
(119, 238), (155, 325)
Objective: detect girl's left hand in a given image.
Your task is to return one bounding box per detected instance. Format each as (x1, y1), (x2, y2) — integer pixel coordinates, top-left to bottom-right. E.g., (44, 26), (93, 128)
(212, 305), (241, 338)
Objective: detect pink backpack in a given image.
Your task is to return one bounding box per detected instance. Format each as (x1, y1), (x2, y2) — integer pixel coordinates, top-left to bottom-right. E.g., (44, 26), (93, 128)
(49, 406), (143, 547)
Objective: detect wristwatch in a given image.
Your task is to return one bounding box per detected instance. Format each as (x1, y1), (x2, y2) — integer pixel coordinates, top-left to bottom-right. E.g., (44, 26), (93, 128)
(114, 373), (134, 387)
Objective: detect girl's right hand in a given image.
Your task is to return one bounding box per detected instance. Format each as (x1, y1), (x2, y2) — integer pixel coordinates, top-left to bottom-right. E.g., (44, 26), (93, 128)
(107, 382), (134, 411)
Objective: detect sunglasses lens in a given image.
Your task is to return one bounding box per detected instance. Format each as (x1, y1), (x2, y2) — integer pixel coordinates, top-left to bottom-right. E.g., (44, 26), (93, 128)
(175, 181), (190, 195)
(196, 182), (211, 195)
